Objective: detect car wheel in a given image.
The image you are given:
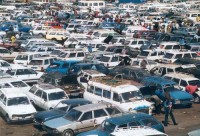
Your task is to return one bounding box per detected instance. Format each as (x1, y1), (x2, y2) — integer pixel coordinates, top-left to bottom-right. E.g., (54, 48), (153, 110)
(194, 95), (200, 103)
(52, 38), (57, 41)
(62, 129), (74, 136)
(5, 114), (11, 124)
(38, 33), (43, 37)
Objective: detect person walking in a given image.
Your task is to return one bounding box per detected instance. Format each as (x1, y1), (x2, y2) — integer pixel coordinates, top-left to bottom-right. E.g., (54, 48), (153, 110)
(162, 89), (178, 126)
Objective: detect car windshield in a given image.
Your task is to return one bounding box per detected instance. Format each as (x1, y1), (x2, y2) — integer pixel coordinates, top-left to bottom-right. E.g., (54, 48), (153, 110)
(54, 101), (69, 112)
(59, 53), (68, 58)
(99, 121), (116, 133)
(99, 56), (110, 62)
(64, 109), (82, 121)
(188, 80), (200, 86)
(0, 49), (10, 53)
(51, 50), (61, 55)
(98, 46), (106, 51)
(124, 41), (130, 45)
(121, 91), (143, 102)
(93, 32), (101, 37)
(7, 97), (30, 106)
(0, 62), (10, 67)
(29, 60), (43, 65)
(16, 55), (28, 60)
(140, 51), (149, 56)
(48, 91), (66, 101)
(11, 81), (28, 87)
(164, 53), (173, 59)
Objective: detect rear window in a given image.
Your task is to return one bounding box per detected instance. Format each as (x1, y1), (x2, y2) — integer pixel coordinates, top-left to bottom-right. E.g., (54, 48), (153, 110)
(16, 55), (28, 60)
(29, 60), (43, 65)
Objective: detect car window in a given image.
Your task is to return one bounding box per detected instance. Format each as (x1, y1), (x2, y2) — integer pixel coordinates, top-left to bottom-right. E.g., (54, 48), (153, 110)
(35, 89), (43, 98)
(111, 57), (119, 62)
(29, 86), (37, 94)
(105, 107), (121, 115)
(94, 87), (102, 96)
(44, 59), (49, 65)
(77, 52), (84, 57)
(118, 124), (128, 128)
(94, 109), (107, 118)
(140, 118), (158, 126)
(42, 92), (47, 101)
(180, 80), (187, 86)
(165, 45), (172, 49)
(80, 111), (93, 121)
(68, 53), (76, 58)
(103, 90), (111, 99)
(138, 41), (143, 44)
(175, 54), (182, 59)
(87, 86), (94, 93)
(184, 54), (191, 58)
(173, 78), (180, 84)
(113, 93), (121, 102)
(129, 121), (138, 127)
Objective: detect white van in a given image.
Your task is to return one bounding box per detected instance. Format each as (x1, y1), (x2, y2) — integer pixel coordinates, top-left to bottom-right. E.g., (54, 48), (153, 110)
(84, 76), (154, 114)
(186, 11), (200, 22)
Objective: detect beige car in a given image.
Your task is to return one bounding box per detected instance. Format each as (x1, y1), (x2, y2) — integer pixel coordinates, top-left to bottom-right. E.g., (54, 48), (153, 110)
(42, 103), (123, 136)
(46, 29), (69, 41)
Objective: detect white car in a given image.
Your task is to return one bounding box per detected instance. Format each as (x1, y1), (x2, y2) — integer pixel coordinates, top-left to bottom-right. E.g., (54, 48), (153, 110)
(97, 54), (122, 68)
(5, 65), (43, 85)
(0, 88), (36, 123)
(58, 50), (86, 61)
(111, 126), (168, 136)
(13, 52), (41, 66)
(0, 47), (18, 61)
(0, 60), (12, 72)
(27, 57), (56, 71)
(0, 77), (30, 92)
(30, 26), (51, 37)
(26, 84), (68, 110)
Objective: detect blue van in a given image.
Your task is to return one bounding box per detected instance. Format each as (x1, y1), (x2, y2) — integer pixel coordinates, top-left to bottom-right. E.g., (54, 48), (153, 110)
(45, 60), (80, 74)
(77, 112), (164, 136)
(141, 76), (193, 107)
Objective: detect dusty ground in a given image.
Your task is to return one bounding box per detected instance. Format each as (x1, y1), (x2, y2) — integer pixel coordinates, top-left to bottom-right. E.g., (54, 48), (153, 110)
(0, 104), (200, 136)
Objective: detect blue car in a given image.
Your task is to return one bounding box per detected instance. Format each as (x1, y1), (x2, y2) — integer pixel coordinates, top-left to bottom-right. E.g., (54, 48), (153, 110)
(34, 99), (91, 130)
(0, 21), (32, 32)
(77, 112), (164, 136)
(141, 76), (193, 107)
(45, 60), (80, 74)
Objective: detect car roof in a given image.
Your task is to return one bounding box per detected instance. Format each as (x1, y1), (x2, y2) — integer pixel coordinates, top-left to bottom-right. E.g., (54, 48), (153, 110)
(144, 76), (175, 85)
(61, 99), (91, 105)
(0, 88), (27, 98)
(165, 73), (198, 81)
(82, 70), (106, 77)
(74, 103), (108, 112)
(106, 113), (152, 125)
(0, 77), (23, 82)
(35, 83), (64, 93)
(53, 60), (80, 64)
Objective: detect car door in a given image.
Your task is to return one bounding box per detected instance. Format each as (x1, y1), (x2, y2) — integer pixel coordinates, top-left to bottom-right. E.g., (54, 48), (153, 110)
(60, 63), (69, 74)
(76, 111), (94, 133)
(34, 89), (43, 108)
(93, 109), (109, 126)
(110, 56), (120, 67)
(0, 93), (7, 116)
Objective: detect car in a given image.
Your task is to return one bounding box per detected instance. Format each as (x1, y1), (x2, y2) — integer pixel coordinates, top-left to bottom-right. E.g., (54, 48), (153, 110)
(46, 29), (69, 41)
(77, 112), (164, 136)
(5, 65), (43, 85)
(0, 21), (32, 32)
(164, 73), (200, 103)
(0, 47), (18, 61)
(173, 27), (197, 36)
(110, 126), (168, 136)
(33, 99), (92, 130)
(0, 60), (13, 72)
(97, 54), (123, 68)
(0, 40), (21, 52)
(109, 66), (151, 82)
(137, 49), (165, 61)
(45, 60), (80, 74)
(26, 84), (68, 110)
(0, 76), (30, 92)
(27, 57), (56, 72)
(84, 76), (154, 114)
(57, 50), (86, 61)
(13, 52), (42, 66)
(188, 129), (200, 136)
(0, 88), (36, 123)
(39, 72), (84, 98)
(29, 25), (51, 37)
(124, 38), (149, 49)
(42, 103), (123, 136)
(141, 76), (193, 107)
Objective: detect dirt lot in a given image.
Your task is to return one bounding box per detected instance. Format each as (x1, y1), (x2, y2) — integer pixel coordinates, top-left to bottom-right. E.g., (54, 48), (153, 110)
(0, 104), (200, 136)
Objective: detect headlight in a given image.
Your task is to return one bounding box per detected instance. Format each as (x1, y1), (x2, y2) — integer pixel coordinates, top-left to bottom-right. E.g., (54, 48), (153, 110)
(175, 100), (180, 104)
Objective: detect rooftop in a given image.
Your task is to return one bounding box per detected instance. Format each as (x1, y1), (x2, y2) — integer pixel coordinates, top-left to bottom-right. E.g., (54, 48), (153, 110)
(74, 103), (108, 112)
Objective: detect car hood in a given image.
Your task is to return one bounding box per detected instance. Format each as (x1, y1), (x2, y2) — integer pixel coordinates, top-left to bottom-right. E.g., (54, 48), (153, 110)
(169, 89), (193, 100)
(44, 117), (73, 129)
(8, 104), (36, 115)
(77, 129), (109, 136)
(35, 109), (64, 121)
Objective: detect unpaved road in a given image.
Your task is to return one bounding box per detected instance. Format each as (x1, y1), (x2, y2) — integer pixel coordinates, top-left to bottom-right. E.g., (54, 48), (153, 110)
(1, 104), (200, 136)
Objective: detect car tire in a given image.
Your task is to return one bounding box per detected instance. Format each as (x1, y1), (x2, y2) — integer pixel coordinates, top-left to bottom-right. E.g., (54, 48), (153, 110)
(38, 33), (43, 37)
(52, 38), (57, 41)
(5, 114), (11, 124)
(194, 95), (200, 103)
(62, 129), (74, 136)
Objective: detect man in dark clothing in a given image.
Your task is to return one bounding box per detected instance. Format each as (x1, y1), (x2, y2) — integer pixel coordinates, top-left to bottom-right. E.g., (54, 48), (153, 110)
(162, 89), (178, 126)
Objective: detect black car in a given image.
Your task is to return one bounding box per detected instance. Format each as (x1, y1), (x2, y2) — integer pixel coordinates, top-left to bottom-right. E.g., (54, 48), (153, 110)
(109, 66), (151, 82)
(39, 72), (84, 98)
(34, 99), (91, 130)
